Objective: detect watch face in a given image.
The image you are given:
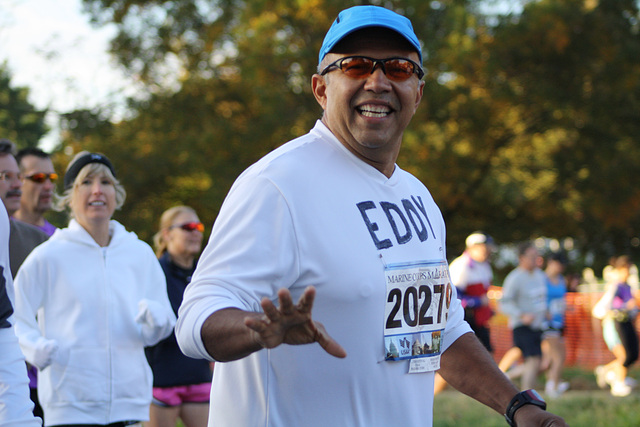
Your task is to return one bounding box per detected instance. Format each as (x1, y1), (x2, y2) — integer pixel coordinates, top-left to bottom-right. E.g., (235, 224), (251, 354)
(527, 389), (545, 402)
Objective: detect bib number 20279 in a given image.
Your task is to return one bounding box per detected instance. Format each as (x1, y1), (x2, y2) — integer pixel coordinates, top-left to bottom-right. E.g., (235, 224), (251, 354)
(383, 261), (452, 369)
(386, 283), (445, 329)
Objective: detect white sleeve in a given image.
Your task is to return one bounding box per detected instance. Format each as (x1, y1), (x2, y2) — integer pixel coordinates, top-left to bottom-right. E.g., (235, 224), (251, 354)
(176, 174), (299, 360)
(0, 327), (42, 427)
(12, 254), (47, 366)
(138, 247), (176, 346)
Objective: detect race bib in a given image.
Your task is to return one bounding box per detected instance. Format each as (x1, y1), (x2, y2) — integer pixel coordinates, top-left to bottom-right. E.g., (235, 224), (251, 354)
(384, 261), (452, 373)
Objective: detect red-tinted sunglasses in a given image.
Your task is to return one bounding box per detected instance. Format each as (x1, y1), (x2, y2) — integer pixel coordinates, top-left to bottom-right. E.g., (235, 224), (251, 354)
(25, 172), (59, 183)
(170, 221), (204, 232)
(320, 55), (424, 81)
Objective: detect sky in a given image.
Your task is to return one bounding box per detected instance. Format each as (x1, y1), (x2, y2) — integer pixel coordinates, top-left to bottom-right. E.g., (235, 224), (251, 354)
(0, 0), (137, 149)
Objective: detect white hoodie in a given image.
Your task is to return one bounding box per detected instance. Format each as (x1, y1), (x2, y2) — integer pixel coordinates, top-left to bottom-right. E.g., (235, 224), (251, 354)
(13, 219), (175, 426)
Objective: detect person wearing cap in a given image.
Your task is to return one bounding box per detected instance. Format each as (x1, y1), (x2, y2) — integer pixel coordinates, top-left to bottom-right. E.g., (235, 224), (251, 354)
(176, 6), (566, 427)
(14, 148), (58, 236)
(12, 151), (175, 426)
(449, 232), (496, 351)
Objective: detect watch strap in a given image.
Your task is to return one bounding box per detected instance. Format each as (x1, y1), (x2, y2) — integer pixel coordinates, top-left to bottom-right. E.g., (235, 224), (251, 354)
(504, 389), (547, 427)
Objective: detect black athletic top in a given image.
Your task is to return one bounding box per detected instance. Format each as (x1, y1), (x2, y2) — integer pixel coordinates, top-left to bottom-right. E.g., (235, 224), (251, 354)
(145, 253), (212, 387)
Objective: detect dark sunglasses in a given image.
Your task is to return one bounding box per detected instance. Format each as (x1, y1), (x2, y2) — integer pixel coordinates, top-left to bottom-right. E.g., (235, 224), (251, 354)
(170, 221), (205, 232)
(320, 55), (424, 81)
(25, 172), (58, 183)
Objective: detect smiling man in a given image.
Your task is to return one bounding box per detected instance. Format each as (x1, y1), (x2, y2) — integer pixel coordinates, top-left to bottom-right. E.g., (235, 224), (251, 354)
(176, 6), (567, 427)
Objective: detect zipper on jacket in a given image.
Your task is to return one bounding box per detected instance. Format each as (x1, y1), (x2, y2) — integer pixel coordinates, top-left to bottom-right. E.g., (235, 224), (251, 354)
(101, 246), (114, 422)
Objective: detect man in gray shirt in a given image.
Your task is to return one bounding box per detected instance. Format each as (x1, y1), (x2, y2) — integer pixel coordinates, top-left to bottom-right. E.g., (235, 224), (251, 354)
(500, 242), (548, 390)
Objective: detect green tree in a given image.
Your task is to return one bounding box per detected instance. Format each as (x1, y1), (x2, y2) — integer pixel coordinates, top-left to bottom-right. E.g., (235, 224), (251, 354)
(482, 0), (640, 267)
(0, 63), (48, 147)
(399, 0), (640, 269)
(71, 0), (352, 241)
(70, 0), (640, 271)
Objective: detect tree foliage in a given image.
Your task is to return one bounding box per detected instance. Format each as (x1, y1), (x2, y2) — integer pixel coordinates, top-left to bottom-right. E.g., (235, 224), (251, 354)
(403, 0), (640, 266)
(0, 64), (48, 147)
(66, 0), (640, 271)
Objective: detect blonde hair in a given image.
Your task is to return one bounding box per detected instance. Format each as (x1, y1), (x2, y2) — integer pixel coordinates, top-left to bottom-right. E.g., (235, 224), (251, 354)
(153, 205), (198, 258)
(55, 151), (126, 216)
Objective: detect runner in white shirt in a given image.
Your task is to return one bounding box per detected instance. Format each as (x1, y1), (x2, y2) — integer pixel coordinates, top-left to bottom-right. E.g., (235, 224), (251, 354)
(176, 6), (567, 427)
(449, 232), (495, 351)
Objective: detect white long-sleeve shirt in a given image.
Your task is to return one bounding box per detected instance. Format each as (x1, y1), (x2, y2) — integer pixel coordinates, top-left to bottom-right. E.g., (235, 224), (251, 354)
(177, 121), (471, 426)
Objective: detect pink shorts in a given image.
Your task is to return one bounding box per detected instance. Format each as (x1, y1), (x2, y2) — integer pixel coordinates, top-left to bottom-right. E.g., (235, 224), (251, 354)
(152, 383), (211, 407)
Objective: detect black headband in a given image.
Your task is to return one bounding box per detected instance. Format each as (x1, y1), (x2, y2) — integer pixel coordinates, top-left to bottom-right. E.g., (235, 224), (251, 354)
(64, 153), (116, 189)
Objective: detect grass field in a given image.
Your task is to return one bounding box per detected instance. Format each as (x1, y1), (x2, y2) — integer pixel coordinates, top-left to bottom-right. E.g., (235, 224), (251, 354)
(433, 367), (640, 426)
(173, 367), (640, 426)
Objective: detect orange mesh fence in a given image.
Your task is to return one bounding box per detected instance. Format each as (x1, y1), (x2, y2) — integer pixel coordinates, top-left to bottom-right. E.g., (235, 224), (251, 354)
(486, 286), (640, 369)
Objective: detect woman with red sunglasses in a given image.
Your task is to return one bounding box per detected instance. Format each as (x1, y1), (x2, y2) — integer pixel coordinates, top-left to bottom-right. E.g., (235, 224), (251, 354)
(146, 206), (211, 427)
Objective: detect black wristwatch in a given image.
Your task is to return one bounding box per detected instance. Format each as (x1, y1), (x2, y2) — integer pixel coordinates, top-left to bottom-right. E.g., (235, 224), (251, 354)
(504, 389), (547, 427)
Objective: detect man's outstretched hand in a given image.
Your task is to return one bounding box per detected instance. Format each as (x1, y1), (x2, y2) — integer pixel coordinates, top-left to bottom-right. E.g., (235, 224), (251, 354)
(244, 286), (347, 358)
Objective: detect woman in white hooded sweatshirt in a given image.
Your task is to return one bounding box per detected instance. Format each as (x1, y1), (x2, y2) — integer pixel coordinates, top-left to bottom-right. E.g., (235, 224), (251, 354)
(12, 152), (176, 427)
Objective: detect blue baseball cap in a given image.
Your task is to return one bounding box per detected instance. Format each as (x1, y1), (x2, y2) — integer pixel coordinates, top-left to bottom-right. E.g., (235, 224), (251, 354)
(318, 6), (422, 65)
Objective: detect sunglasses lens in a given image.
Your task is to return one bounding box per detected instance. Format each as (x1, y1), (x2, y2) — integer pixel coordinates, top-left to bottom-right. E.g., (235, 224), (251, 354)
(30, 173), (46, 183)
(181, 222), (204, 232)
(385, 60), (415, 81)
(28, 173), (58, 183)
(341, 57), (374, 78)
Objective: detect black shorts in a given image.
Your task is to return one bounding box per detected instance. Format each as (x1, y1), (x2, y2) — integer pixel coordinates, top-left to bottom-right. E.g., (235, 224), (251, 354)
(513, 325), (542, 358)
(542, 326), (564, 339)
